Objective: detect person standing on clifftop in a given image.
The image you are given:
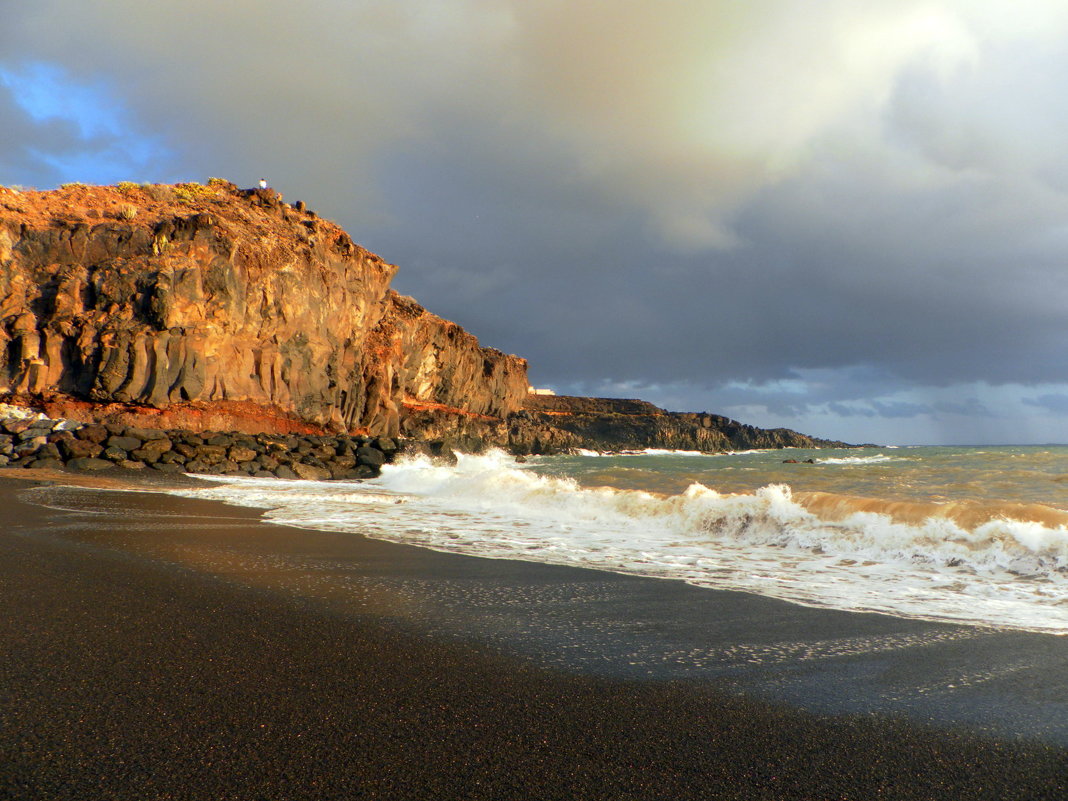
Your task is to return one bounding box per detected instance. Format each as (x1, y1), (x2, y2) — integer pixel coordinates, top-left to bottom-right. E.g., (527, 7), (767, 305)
(259, 178), (267, 189)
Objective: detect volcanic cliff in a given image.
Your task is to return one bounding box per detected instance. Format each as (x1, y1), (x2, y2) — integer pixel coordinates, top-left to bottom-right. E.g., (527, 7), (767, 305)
(0, 181), (851, 453)
(0, 180), (527, 436)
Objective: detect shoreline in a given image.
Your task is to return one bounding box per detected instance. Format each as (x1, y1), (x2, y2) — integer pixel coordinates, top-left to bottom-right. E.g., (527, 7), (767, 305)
(3, 472), (1068, 799)
(0, 401), (863, 478)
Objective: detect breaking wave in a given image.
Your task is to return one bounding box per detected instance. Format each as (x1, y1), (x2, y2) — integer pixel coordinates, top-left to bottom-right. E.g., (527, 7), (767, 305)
(816, 454), (905, 465)
(573, 448), (770, 457)
(173, 450), (1068, 633)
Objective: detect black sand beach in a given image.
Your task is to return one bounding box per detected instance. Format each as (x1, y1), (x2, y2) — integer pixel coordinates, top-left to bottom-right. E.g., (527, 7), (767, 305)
(2, 472), (1067, 800)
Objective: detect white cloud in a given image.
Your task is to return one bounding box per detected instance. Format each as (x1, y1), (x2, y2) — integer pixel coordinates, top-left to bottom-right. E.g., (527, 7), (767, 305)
(492, 1), (991, 249)
(6, 1), (1068, 250)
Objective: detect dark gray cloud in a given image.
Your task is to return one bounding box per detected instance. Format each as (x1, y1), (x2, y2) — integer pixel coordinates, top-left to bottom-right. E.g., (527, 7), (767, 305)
(3, 1), (1068, 444)
(933, 398), (993, 417)
(1024, 394), (1068, 414)
(827, 401), (934, 419)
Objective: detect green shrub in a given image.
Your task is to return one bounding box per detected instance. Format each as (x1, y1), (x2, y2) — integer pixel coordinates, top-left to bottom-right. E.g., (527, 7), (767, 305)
(172, 182), (219, 204)
(118, 204), (138, 220)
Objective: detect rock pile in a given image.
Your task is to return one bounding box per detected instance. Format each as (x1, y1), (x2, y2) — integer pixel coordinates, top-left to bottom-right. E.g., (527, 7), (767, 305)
(0, 412), (398, 480)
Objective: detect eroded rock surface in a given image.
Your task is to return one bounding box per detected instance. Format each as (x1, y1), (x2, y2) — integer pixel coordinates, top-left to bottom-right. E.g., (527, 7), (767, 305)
(0, 182), (529, 436)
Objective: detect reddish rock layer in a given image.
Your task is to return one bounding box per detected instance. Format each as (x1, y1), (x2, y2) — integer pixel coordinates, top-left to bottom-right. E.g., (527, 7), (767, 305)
(0, 181), (529, 435)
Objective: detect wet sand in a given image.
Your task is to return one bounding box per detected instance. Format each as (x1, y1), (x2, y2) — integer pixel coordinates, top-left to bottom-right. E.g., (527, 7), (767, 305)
(2, 472), (1067, 800)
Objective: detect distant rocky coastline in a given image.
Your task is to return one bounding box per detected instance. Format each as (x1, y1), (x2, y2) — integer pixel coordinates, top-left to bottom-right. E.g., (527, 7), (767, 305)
(0, 181), (858, 460)
(404, 394), (856, 455)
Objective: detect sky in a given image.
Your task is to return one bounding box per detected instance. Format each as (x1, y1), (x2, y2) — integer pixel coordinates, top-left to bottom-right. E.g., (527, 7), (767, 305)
(2, 1), (1068, 445)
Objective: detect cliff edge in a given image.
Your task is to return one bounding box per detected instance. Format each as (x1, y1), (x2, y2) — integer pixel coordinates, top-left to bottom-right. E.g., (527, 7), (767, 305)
(0, 181), (528, 435)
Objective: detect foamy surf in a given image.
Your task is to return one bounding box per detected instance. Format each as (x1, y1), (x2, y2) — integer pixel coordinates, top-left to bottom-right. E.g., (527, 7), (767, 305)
(172, 449), (1068, 634)
(816, 454), (905, 465)
(573, 448), (775, 458)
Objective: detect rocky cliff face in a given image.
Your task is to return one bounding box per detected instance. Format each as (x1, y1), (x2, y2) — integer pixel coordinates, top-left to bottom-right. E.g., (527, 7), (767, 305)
(0, 181), (528, 435)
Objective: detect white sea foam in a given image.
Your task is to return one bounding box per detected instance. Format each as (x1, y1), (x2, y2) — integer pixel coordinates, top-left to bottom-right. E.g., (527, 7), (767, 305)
(631, 448), (777, 457)
(172, 450), (1068, 633)
(572, 448), (776, 458)
(626, 449), (712, 457)
(816, 454), (905, 465)
(573, 448), (727, 457)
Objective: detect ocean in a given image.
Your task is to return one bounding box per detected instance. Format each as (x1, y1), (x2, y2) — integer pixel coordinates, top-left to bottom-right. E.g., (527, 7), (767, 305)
(169, 444), (1068, 635)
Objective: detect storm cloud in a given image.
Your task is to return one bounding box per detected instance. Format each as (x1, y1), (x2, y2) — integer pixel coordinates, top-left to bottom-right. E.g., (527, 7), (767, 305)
(3, 1), (1068, 444)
